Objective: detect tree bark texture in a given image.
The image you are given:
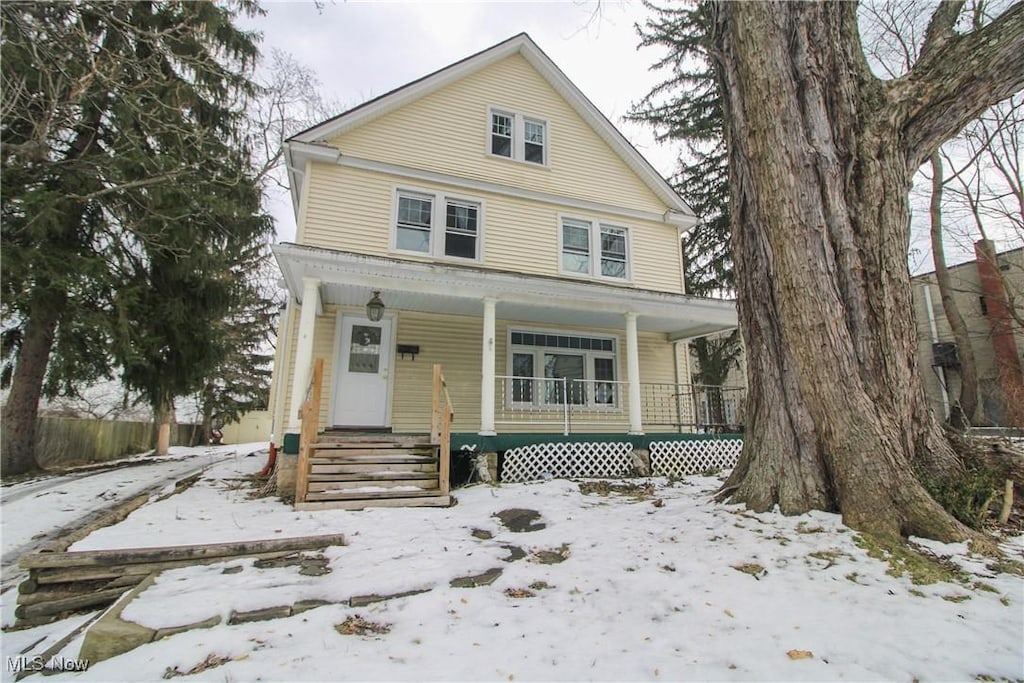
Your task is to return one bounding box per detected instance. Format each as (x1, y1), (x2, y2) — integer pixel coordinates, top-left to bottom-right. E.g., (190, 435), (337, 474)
(929, 152), (984, 428)
(712, 1), (1024, 541)
(1, 288), (64, 476)
(155, 400), (172, 456)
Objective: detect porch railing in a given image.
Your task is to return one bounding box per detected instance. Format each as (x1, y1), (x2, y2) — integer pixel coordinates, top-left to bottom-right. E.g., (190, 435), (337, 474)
(430, 364), (453, 495)
(495, 375), (745, 434)
(295, 357), (324, 504)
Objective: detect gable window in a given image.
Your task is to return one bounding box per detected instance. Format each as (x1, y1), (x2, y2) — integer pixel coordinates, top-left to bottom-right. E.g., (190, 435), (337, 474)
(559, 217), (630, 281)
(524, 119), (545, 163)
(488, 108), (547, 165)
(393, 189), (482, 261)
(491, 112), (513, 158)
(509, 330), (618, 408)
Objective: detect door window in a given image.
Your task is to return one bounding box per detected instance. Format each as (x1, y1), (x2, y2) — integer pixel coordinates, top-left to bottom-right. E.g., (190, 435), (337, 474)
(348, 325), (382, 373)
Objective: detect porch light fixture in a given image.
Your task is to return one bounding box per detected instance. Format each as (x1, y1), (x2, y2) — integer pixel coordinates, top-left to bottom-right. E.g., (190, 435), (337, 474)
(366, 291), (385, 322)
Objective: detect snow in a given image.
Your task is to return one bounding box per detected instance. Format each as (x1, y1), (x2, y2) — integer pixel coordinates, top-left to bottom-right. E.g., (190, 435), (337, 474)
(2, 445), (1022, 682)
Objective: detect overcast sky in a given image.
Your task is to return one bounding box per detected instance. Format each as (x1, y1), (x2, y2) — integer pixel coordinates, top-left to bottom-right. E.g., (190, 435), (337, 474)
(242, 0), (678, 242)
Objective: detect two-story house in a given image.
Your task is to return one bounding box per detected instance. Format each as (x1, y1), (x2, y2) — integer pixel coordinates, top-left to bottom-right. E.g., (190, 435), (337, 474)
(268, 34), (739, 509)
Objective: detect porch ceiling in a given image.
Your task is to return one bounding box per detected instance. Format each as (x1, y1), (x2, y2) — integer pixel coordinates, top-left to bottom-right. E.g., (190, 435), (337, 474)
(274, 243), (737, 340)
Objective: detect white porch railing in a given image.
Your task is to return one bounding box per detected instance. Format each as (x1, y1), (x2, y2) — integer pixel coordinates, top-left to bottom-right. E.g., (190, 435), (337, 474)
(495, 376), (745, 434)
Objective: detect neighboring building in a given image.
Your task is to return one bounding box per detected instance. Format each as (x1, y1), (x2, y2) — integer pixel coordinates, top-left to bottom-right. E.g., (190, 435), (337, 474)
(268, 34), (738, 507)
(912, 240), (1024, 427)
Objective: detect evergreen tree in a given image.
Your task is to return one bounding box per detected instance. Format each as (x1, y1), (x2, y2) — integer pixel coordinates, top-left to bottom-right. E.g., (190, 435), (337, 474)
(195, 246), (279, 445)
(1, 1), (265, 474)
(628, 2), (741, 388)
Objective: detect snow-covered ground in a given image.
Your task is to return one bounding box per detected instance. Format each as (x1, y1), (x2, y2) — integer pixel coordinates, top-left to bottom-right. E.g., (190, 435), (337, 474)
(1, 444), (1022, 682)
(0, 447), (235, 593)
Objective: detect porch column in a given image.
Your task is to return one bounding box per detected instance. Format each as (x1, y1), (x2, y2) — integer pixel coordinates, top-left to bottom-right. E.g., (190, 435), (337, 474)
(288, 277), (322, 431)
(480, 297), (497, 436)
(625, 312), (643, 435)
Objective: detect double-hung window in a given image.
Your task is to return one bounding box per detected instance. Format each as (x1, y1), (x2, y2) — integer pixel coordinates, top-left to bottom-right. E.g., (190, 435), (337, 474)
(394, 189), (481, 261)
(559, 217), (630, 281)
(489, 109), (547, 165)
(396, 193), (433, 253)
(509, 330), (618, 408)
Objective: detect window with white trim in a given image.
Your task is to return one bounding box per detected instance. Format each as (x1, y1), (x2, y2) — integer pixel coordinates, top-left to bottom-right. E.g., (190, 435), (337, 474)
(393, 189), (481, 261)
(509, 330), (618, 407)
(559, 217), (630, 281)
(489, 109), (547, 165)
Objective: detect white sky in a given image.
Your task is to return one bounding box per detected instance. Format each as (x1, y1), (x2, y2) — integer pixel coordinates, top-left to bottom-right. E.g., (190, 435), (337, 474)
(243, 0), (679, 243)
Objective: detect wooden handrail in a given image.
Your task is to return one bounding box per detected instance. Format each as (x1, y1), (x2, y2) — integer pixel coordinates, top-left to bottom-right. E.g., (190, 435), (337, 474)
(431, 364), (453, 496)
(295, 358), (324, 504)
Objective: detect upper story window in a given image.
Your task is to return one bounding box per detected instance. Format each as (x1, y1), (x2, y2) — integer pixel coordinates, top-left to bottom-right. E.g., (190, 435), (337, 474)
(559, 217), (630, 281)
(491, 113), (513, 157)
(394, 189), (482, 261)
(489, 108), (547, 165)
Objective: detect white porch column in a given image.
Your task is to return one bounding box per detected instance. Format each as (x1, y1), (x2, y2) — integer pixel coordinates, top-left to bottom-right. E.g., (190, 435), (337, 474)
(288, 277), (322, 431)
(625, 312), (643, 435)
(480, 297), (497, 436)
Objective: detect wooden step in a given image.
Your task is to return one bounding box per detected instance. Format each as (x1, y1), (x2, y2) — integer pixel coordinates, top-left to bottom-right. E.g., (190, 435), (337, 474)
(310, 453), (436, 465)
(310, 462), (437, 475)
(308, 471), (438, 483)
(307, 477), (438, 492)
(303, 487), (443, 502)
(316, 434), (431, 446)
(311, 445), (437, 456)
(295, 495), (452, 511)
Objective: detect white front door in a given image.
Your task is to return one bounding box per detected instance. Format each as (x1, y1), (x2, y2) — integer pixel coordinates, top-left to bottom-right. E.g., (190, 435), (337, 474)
(332, 315), (393, 427)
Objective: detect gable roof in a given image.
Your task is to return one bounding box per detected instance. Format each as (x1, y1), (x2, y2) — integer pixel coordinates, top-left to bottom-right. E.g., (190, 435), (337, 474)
(286, 33), (694, 220)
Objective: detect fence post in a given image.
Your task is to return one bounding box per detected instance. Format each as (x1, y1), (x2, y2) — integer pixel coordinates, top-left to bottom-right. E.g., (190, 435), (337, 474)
(562, 377), (569, 436)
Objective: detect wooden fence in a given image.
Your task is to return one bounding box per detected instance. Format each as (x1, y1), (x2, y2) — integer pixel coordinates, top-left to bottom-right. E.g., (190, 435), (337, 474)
(33, 417), (201, 469)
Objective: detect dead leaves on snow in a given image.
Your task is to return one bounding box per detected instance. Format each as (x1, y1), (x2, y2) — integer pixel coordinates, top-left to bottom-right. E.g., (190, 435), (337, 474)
(731, 562), (767, 579)
(578, 480), (656, 500)
(786, 649), (814, 660)
(335, 614), (392, 637)
(163, 653), (246, 679)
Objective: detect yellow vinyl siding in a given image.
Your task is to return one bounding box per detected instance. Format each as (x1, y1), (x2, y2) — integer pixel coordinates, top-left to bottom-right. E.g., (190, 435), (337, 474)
(300, 163), (684, 293)
(386, 311), (678, 434)
(391, 311), (482, 433)
(328, 54), (667, 216)
(270, 307), (682, 438)
(277, 304), (341, 431)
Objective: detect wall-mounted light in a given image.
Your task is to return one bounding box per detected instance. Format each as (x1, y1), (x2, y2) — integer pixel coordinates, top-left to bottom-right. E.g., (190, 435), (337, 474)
(366, 290), (385, 322)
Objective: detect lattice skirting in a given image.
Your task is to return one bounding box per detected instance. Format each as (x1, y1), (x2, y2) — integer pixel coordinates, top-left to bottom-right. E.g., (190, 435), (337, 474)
(650, 439), (743, 477)
(502, 442), (634, 483)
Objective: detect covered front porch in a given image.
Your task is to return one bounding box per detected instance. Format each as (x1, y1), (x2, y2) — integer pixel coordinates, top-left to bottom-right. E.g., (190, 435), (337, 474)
(272, 243), (740, 441)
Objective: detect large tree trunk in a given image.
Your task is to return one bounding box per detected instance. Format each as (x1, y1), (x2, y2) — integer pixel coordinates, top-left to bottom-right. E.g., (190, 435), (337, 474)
(929, 152), (985, 428)
(1, 289), (65, 476)
(712, 1), (1024, 542)
(154, 400), (173, 456)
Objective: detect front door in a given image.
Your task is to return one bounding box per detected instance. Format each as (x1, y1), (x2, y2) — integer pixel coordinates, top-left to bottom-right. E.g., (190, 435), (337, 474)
(333, 315), (393, 427)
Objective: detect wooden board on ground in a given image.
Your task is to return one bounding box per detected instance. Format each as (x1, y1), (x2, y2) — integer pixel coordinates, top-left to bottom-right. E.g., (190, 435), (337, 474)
(20, 533), (347, 570)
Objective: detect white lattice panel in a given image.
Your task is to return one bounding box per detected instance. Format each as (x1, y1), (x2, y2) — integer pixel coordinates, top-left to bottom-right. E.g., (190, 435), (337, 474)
(502, 442), (633, 483)
(650, 439), (742, 477)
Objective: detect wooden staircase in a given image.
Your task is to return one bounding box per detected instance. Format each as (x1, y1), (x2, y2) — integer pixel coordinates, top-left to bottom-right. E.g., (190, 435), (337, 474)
(295, 434), (451, 510)
(292, 360), (454, 511)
